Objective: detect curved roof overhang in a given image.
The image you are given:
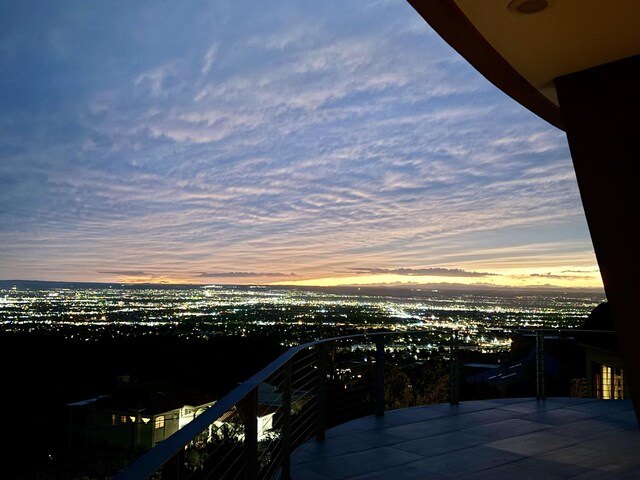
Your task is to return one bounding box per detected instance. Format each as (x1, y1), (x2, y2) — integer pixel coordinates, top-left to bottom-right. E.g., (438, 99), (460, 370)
(408, 0), (640, 131)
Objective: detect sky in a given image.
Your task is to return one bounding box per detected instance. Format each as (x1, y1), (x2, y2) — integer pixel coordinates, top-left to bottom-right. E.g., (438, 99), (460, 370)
(0, 0), (604, 291)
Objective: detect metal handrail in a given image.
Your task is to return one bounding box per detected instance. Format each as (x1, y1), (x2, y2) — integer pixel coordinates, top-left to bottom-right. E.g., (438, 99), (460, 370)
(113, 326), (616, 479)
(114, 331), (391, 479)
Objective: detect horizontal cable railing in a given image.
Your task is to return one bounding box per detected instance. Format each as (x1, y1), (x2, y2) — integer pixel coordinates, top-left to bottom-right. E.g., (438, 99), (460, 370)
(112, 327), (619, 479)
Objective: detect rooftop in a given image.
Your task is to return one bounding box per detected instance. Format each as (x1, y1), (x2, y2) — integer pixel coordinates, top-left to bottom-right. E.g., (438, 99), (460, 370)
(291, 397), (639, 479)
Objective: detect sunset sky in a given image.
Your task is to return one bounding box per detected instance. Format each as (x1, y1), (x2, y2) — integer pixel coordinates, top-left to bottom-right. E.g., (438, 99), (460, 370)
(0, 1), (604, 291)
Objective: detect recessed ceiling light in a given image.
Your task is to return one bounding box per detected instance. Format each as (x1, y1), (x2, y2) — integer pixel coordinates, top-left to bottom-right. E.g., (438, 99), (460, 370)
(507, 0), (552, 14)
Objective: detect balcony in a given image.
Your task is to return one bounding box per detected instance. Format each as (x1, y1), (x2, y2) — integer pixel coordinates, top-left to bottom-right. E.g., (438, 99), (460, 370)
(113, 328), (639, 479)
(291, 397), (639, 479)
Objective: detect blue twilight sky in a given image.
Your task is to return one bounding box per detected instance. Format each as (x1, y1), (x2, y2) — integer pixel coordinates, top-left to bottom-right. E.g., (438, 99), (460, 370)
(0, 0), (604, 290)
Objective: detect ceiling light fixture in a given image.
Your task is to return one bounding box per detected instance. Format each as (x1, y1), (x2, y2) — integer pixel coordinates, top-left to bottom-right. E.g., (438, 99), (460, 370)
(507, 0), (552, 14)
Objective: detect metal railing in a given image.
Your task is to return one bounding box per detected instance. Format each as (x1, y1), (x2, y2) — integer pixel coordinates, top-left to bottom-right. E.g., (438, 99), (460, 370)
(112, 327), (618, 479)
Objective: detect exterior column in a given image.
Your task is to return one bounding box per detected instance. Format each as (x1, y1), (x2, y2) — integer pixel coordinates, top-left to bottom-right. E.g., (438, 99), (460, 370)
(555, 54), (640, 421)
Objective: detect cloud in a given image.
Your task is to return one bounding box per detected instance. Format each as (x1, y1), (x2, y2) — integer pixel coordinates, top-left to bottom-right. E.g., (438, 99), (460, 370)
(0, 1), (602, 290)
(528, 272), (591, 280)
(134, 62), (180, 97)
(198, 272), (297, 278)
(201, 44), (218, 75)
(351, 267), (496, 277)
(98, 270), (150, 276)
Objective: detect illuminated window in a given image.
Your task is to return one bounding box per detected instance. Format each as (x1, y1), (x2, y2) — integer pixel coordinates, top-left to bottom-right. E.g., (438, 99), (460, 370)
(121, 415), (127, 424)
(601, 365), (611, 399)
(112, 414), (116, 426)
(155, 416), (165, 429)
(613, 368), (624, 399)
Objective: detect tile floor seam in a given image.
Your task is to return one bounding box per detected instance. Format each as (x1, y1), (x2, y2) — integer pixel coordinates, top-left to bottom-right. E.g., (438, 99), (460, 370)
(454, 453), (573, 480)
(386, 440), (477, 459)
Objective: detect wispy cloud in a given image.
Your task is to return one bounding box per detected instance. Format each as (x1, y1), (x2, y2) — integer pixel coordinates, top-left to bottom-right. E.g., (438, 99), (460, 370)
(198, 272), (297, 278)
(134, 62), (181, 97)
(0, 1), (602, 290)
(352, 268), (495, 277)
(98, 270), (150, 276)
(201, 44), (218, 76)
(528, 272), (593, 280)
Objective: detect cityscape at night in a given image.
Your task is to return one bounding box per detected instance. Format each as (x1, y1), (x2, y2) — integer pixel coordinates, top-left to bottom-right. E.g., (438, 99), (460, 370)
(3, 0), (639, 477)
(1, 282), (604, 349)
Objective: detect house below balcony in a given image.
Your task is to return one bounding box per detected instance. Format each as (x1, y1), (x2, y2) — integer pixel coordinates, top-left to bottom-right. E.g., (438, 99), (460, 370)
(67, 378), (215, 451)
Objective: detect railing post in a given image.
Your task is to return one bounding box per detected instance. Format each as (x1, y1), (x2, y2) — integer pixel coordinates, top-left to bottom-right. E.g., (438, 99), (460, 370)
(375, 337), (385, 416)
(281, 361), (292, 480)
(536, 330), (545, 400)
(242, 387), (258, 480)
(449, 329), (460, 405)
(315, 343), (327, 441)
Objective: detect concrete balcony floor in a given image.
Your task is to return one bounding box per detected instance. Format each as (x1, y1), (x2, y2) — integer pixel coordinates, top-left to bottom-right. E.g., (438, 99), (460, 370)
(290, 397), (640, 479)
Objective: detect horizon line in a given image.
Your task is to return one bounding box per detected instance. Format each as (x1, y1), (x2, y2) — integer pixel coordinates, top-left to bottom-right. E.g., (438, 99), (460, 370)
(0, 278), (607, 293)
